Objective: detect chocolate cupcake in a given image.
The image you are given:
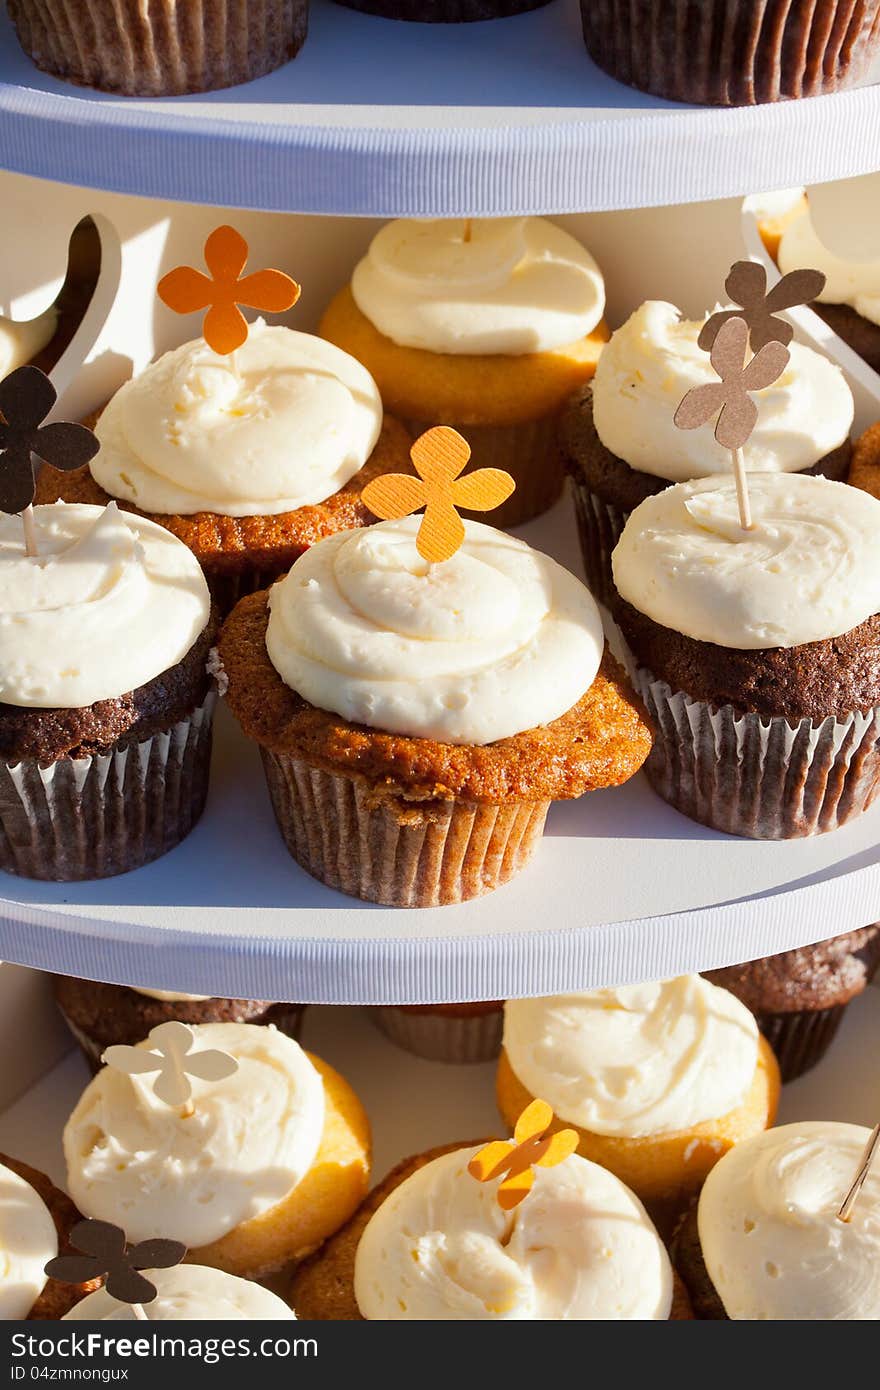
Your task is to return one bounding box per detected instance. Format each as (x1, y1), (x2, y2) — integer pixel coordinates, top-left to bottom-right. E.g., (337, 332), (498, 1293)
(53, 975), (306, 1072)
(369, 1002), (503, 1063)
(561, 300), (854, 606)
(580, 1), (880, 106)
(332, 0), (550, 20)
(0, 1153), (99, 1319)
(7, 0), (309, 97)
(0, 502), (216, 881)
(704, 926), (880, 1081)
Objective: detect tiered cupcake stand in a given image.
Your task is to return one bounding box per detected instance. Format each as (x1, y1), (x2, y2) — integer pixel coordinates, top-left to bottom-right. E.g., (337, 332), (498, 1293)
(0, 0), (878, 1219)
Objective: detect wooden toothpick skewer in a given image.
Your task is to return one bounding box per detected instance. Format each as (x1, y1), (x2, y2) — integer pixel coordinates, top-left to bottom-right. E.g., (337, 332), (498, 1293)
(21, 504), (38, 557)
(462, 219), (473, 244)
(731, 448), (753, 531)
(837, 1121), (880, 1223)
(132, 1303), (150, 1321)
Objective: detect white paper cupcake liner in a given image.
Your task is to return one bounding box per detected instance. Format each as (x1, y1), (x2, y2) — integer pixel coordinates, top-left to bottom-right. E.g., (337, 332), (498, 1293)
(567, 470), (629, 608)
(368, 1006), (503, 1062)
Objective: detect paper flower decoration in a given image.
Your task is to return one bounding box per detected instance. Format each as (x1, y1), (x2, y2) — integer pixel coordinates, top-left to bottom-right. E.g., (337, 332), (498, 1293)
(0, 366), (100, 515)
(157, 225), (301, 356)
(361, 425), (515, 563)
(698, 261), (826, 353)
(674, 316), (790, 452)
(45, 1220), (185, 1306)
(468, 1099), (579, 1211)
(103, 1020), (238, 1110)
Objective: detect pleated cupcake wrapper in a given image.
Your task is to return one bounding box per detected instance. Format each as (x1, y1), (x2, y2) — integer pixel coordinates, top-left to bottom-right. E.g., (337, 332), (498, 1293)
(579, 0), (880, 106)
(260, 749), (549, 907)
(8, 0), (308, 97)
(567, 468), (630, 608)
(207, 565), (291, 618)
(402, 414), (563, 529)
(0, 691), (216, 882)
(755, 1005), (850, 1082)
(368, 1006), (504, 1062)
(630, 669), (880, 839)
(333, 0), (550, 19)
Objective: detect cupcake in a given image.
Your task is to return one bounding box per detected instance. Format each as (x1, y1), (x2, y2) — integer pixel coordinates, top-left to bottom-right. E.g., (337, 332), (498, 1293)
(0, 502), (216, 881)
(320, 218), (608, 527)
(7, 0), (309, 97)
(53, 974), (306, 1072)
(36, 321), (412, 613)
(673, 1121), (880, 1318)
(64, 1265), (296, 1321)
(579, 1), (880, 106)
(369, 1002), (503, 1063)
(612, 472), (880, 838)
(63, 1022), (371, 1279)
(0, 1153), (98, 1319)
(497, 978), (780, 1225)
(561, 300), (854, 605)
(332, 0), (550, 18)
(704, 926), (880, 1081)
(218, 514), (652, 907)
(291, 1141), (692, 1318)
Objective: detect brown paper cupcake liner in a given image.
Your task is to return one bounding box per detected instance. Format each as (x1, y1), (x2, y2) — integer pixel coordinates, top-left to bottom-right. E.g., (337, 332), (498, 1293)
(59, 1001), (304, 1073)
(368, 1006), (503, 1062)
(0, 691), (216, 882)
(402, 414), (563, 528)
(207, 565), (290, 618)
(566, 468), (629, 608)
(630, 669), (880, 839)
(332, 0), (550, 18)
(8, 0), (308, 97)
(754, 1005), (849, 1082)
(260, 749), (549, 906)
(580, 0), (880, 106)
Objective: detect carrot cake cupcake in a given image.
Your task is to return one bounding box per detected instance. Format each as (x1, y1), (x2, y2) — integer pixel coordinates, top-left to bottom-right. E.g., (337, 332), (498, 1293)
(320, 217), (608, 527)
(63, 1022), (371, 1279)
(64, 1265), (296, 1321)
(0, 1153), (98, 1319)
(36, 320), (412, 612)
(561, 299), (854, 603)
(219, 514), (652, 907)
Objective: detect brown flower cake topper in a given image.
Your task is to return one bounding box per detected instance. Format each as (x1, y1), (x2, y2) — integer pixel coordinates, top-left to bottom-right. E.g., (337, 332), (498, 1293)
(45, 1219), (185, 1308)
(838, 1119), (880, 1223)
(468, 1099), (579, 1211)
(699, 261), (826, 353)
(103, 1020), (238, 1118)
(157, 225), (301, 356)
(361, 425), (515, 563)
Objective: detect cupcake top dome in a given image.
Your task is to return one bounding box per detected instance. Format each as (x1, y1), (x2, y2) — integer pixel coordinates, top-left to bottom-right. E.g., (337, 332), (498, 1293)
(354, 1145), (672, 1320)
(778, 204), (880, 327)
(0, 502), (210, 708)
(0, 1161), (58, 1319)
(63, 1023), (325, 1249)
(503, 976), (759, 1138)
(63, 1264), (297, 1321)
(351, 217), (606, 356)
(612, 472), (880, 650)
(91, 322), (384, 518)
(699, 1121), (880, 1320)
(265, 515), (605, 746)
(591, 300), (853, 483)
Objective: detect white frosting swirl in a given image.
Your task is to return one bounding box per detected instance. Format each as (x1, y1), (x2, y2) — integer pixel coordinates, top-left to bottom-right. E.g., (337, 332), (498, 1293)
(612, 473), (880, 650)
(699, 1122), (880, 1320)
(0, 1163), (57, 1319)
(0, 503), (210, 709)
(63, 1023), (325, 1248)
(131, 989), (211, 1003)
(0, 306), (57, 378)
(354, 1147), (672, 1320)
(63, 1265), (297, 1321)
(591, 300), (853, 482)
(503, 977), (758, 1138)
(266, 516), (604, 746)
(351, 217), (605, 356)
(778, 205), (880, 327)
(91, 322), (383, 517)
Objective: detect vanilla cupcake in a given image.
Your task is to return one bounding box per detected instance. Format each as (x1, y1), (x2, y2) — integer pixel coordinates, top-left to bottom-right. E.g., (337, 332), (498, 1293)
(497, 978), (780, 1224)
(64, 1265), (296, 1321)
(561, 300), (854, 603)
(63, 1023), (371, 1279)
(36, 322), (412, 612)
(320, 218), (608, 527)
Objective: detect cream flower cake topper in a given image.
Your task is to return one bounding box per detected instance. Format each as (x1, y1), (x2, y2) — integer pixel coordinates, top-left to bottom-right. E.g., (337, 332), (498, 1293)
(468, 1099), (579, 1211)
(103, 1020), (238, 1120)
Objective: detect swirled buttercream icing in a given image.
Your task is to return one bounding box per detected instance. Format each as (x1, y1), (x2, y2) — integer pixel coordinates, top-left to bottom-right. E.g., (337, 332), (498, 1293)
(699, 1122), (880, 1320)
(612, 473), (880, 650)
(354, 1146), (672, 1320)
(63, 1265), (297, 1320)
(265, 516), (604, 746)
(778, 205), (880, 327)
(91, 322), (383, 517)
(0, 502), (210, 708)
(0, 1162), (57, 1319)
(63, 1024), (325, 1248)
(591, 300), (852, 481)
(503, 977), (758, 1138)
(351, 217), (605, 356)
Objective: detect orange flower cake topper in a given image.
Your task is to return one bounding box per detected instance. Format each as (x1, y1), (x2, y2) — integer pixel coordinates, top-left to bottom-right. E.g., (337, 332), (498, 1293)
(360, 425), (515, 564)
(468, 1099), (579, 1211)
(157, 225), (300, 355)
